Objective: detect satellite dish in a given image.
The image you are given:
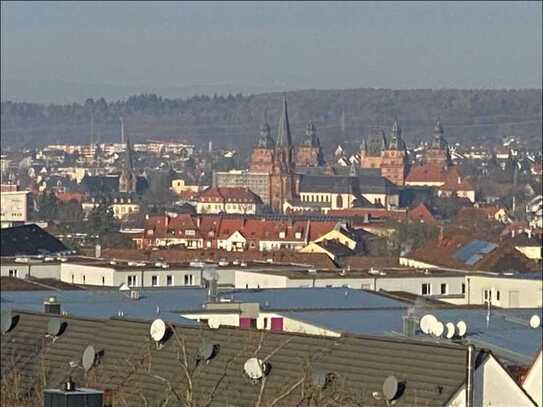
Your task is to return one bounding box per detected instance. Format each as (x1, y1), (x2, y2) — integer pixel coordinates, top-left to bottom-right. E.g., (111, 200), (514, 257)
(196, 342), (217, 362)
(383, 375), (399, 401)
(244, 358), (268, 380)
(312, 368), (335, 389)
(529, 315), (541, 329)
(432, 321), (445, 337)
(457, 320), (468, 337)
(82, 345), (96, 371)
(445, 322), (456, 339)
(47, 318), (64, 337)
(1, 310), (14, 334)
(208, 320), (221, 329)
(420, 314), (438, 335)
(150, 319), (166, 342)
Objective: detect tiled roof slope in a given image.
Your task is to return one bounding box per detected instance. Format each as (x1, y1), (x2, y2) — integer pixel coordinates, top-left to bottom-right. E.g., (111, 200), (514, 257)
(2, 311), (471, 407)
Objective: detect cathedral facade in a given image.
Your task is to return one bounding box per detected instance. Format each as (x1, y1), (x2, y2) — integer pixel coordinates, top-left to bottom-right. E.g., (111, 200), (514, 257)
(360, 120), (408, 186)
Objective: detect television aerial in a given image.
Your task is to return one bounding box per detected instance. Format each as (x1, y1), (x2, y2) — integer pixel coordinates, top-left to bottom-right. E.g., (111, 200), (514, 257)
(383, 375), (400, 401)
(445, 322), (456, 339)
(82, 345), (96, 371)
(243, 357), (269, 381)
(47, 317), (65, 338)
(456, 320), (468, 337)
(150, 319), (167, 342)
(432, 321), (445, 337)
(420, 314), (438, 335)
(1, 310), (15, 334)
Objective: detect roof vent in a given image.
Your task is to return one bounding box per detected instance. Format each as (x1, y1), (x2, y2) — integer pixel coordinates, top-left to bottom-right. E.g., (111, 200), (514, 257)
(308, 268), (317, 274)
(368, 268), (380, 275)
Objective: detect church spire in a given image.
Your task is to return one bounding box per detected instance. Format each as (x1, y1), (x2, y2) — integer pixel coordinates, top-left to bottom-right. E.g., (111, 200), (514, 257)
(276, 95), (292, 147)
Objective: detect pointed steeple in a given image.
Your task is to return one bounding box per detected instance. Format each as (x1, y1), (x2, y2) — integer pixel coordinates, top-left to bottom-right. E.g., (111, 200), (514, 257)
(125, 134), (134, 172)
(388, 118), (406, 151)
(276, 95), (292, 147)
(431, 119), (448, 150)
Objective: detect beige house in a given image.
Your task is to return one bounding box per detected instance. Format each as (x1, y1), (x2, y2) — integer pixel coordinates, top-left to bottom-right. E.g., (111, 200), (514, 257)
(465, 274), (543, 308)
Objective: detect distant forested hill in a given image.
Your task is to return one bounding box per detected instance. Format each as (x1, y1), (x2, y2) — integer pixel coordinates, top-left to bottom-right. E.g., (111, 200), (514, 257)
(1, 88), (541, 155)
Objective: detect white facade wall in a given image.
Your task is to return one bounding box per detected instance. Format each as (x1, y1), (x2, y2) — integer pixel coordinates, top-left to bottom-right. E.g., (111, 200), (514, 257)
(399, 257), (440, 269)
(233, 270), (289, 289)
(447, 355), (536, 407)
(1, 262), (61, 279)
(60, 263), (115, 286)
(466, 275), (543, 308)
(226, 270), (465, 297)
(60, 263), (202, 288)
(180, 311), (340, 337)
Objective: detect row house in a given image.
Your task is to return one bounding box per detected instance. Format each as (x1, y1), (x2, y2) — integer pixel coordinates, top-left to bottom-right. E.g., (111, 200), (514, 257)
(136, 213), (338, 253)
(195, 187), (263, 215)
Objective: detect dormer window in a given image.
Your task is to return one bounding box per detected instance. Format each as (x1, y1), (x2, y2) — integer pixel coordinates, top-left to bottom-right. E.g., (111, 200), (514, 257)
(295, 232), (302, 239)
(279, 231), (286, 239)
(185, 229), (195, 236)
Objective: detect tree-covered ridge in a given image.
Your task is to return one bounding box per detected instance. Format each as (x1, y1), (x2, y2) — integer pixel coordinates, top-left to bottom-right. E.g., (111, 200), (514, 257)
(2, 88), (541, 151)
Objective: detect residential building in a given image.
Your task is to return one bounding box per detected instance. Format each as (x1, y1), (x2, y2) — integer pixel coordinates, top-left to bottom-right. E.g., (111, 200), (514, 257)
(195, 187), (263, 215)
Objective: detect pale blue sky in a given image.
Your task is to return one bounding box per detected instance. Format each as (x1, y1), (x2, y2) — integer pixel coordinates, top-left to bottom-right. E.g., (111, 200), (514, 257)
(1, 1), (542, 100)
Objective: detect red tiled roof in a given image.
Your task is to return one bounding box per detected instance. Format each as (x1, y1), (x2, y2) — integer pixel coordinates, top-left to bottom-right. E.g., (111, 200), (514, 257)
(406, 163), (448, 183)
(197, 187), (262, 204)
(55, 191), (85, 203)
(439, 167), (474, 192)
(407, 202), (436, 224)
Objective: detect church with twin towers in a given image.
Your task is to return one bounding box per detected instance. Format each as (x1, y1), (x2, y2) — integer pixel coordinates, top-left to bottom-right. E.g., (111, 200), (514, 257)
(214, 95), (452, 213)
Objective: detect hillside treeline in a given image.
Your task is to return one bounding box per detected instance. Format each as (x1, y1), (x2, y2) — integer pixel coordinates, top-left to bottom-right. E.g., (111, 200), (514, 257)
(1, 88), (541, 154)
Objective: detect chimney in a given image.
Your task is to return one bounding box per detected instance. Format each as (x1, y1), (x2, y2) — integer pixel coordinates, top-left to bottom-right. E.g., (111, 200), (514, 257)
(44, 296), (61, 314)
(95, 244), (102, 258)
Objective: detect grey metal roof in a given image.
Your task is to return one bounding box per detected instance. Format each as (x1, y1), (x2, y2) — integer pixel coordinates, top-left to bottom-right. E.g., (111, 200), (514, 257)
(282, 307), (543, 364)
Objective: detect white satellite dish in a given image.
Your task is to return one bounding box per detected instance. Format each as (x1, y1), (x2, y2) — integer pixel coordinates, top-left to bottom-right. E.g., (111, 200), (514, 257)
(445, 322), (456, 339)
(244, 357), (267, 380)
(208, 320), (221, 329)
(150, 319), (166, 342)
(82, 345), (96, 371)
(420, 314), (438, 335)
(457, 320), (468, 337)
(529, 315), (541, 329)
(432, 321), (445, 337)
(383, 375), (399, 401)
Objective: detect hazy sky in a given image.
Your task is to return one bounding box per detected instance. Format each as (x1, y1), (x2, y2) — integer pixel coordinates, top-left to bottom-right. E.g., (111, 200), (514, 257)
(1, 1), (542, 95)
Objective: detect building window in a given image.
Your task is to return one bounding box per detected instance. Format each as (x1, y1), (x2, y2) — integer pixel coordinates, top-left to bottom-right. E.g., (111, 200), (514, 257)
(496, 290), (500, 301)
(8, 269), (17, 277)
(184, 275), (189, 285)
(152, 275), (159, 287)
(83, 275), (86, 285)
(462, 283), (466, 294)
(102, 276), (105, 286)
(128, 275), (137, 287)
(483, 289), (488, 300)
(421, 283), (431, 296)
(72, 274), (74, 284)
(440, 284), (447, 295)
(263, 318), (268, 329)
(166, 275), (173, 286)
